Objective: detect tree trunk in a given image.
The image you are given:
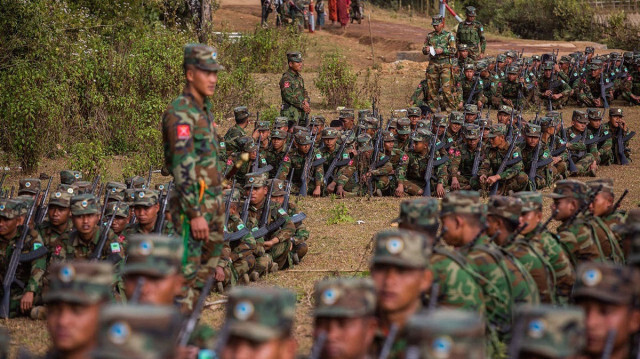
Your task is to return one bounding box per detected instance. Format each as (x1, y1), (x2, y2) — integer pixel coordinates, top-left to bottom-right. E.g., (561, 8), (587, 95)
(199, 0), (212, 43)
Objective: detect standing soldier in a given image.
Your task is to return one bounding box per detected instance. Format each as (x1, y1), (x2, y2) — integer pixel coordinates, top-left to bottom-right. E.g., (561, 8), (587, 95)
(161, 44), (225, 308)
(422, 15), (457, 112)
(280, 51), (310, 125)
(456, 6), (486, 60)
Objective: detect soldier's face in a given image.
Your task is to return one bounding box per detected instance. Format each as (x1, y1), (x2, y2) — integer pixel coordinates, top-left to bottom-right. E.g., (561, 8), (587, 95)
(323, 137), (337, 149)
(314, 316), (377, 359)
(460, 50), (469, 58)
(187, 68), (218, 97)
(0, 216), (18, 237)
(544, 69), (552, 78)
(508, 73), (517, 81)
(440, 214), (462, 246)
(432, 22), (444, 32)
(572, 121), (587, 132)
(464, 69), (474, 79)
(591, 68), (600, 76)
(579, 300), (640, 356)
(589, 192), (614, 217)
(48, 206), (71, 227)
(298, 144), (311, 154)
(409, 116), (419, 126)
(272, 138), (285, 150)
(251, 186), (268, 205)
(486, 215), (503, 243)
(610, 116), (622, 128)
(222, 336), (297, 359)
(413, 142), (427, 153)
(465, 114), (477, 123)
(289, 61), (303, 72)
(519, 210), (542, 235)
(134, 204), (159, 225)
(497, 113), (509, 124)
(124, 273), (183, 305)
(465, 138), (479, 149)
(525, 136), (539, 148)
(371, 264), (432, 314)
(72, 213), (100, 235)
(490, 135), (503, 147)
(47, 302), (101, 354)
(450, 123), (462, 133)
(551, 198), (578, 220)
(383, 141), (394, 152)
(111, 216), (128, 234)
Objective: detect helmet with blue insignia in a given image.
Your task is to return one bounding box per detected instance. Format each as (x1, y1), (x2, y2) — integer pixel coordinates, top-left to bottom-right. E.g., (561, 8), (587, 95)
(122, 234), (184, 277)
(573, 262), (640, 305)
(44, 261), (113, 305)
(371, 228), (431, 269)
(313, 277), (376, 318)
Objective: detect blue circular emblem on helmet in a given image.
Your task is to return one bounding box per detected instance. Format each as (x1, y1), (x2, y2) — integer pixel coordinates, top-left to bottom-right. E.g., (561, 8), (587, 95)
(108, 321), (131, 345)
(527, 319), (546, 339)
(55, 192), (61, 198)
(111, 188), (117, 193)
(158, 185), (164, 190)
(234, 301), (254, 321)
(582, 268), (602, 287)
(81, 200), (88, 208)
(212, 52), (217, 60)
(74, 173), (80, 179)
(139, 192), (145, 198)
(59, 265), (75, 283)
(67, 188), (74, 194)
(139, 240), (153, 256)
(0, 205), (5, 211)
(249, 177), (255, 183)
(432, 336), (453, 359)
(321, 288), (339, 305)
(25, 182), (31, 188)
(386, 238), (404, 254)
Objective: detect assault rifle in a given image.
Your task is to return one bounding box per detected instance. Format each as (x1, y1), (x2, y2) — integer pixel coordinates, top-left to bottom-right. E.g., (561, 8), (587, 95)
(145, 165), (152, 189)
(506, 110), (516, 142)
(309, 331), (327, 359)
(0, 191), (40, 318)
(323, 130), (353, 186)
(300, 133), (325, 196)
(154, 181), (172, 233)
(275, 138), (295, 179)
(378, 323), (399, 359)
(423, 132), (439, 197)
(367, 117), (385, 196)
(0, 173), (6, 192)
(616, 128), (633, 165)
(612, 189), (629, 213)
(34, 176), (53, 225)
(241, 182), (253, 224)
(223, 182), (250, 242)
(466, 76), (481, 105)
(471, 122), (485, 179)
(99, 191), (111, 223)
(600, 70), (614, 109)
(90, 175), (101, 195)
(177, 276), (215, 347)
(90, 200), (121, 261)
(489, 138), (521, 195)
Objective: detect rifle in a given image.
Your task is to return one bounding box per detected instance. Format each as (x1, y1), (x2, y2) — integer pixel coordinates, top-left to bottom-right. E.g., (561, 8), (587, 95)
(283, 170), (294, 212)
(275, 138), (295, 179)
(89, 200), (121, 261)
(35, 176), (53, 224)
(241, 184), (253, 224)
(506, 109), (516, 142)
(0, 191), (39, 318)
(527, 142), (542, 191)
(423, 132), (439, 197)
(378, 323), (399, 359)
(602, 329), (617, 359)
(611, 189), (629, 213)
(90, 175), (101, 194)
(367, 118), (385, 196)
(616, 128), (631, 165)
(154, 181), (172, 234)
(309, 331), (327, 359)
(129, 277), (145, 304)
(177, 276), (215, 347)
(471, 122), (486, 179)
(99, 191), (111, 223)
(323, 130), (353, 186)
(600, 70), (614, 109)
(259, 179), (275, 228)
(534, 209), (559, 236)
(427, 282), (440, 311)
(489, 138), (520, 195)
(565, 185), (602, 228)
(300, 133), (324, 197)
(466, 76), (481, 105)
(252, 133), (264, 173)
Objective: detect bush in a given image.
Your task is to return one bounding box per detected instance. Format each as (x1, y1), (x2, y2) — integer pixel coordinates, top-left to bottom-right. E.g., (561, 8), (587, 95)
(315, 51), (358, 108)
(67, 141), (107, 181)
(326, 203), (355, 225)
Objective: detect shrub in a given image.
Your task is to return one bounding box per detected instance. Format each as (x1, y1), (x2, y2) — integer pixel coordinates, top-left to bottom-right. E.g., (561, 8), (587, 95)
(326, 203), (355, 225)
(315, 51), (358, 107)
(67, 141), (107, 181)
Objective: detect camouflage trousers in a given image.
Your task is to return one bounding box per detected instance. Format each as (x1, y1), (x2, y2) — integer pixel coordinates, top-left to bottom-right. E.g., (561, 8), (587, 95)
(403, 178), (439, 196)
(253, 244), (274, 276)
(426, 62), (458, 112)
(269, 239), (292, 270)
(568, 153), (596, 177)
(554, 160), (568, 179)
(455, 175), (482, 191)
(597, 148), (614, 166)
(343, 176), (388, 196)
(482, 172), (528, 195)
(281, 104), (305, 125)
(8, 291), (42, 318)
(539, 95), (569, 110)
(220, 254), (256, 287)
(529, 168), (556, 190)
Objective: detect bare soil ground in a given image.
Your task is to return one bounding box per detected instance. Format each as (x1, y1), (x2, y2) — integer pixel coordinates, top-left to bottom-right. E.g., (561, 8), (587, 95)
(4, 1), (640, 355)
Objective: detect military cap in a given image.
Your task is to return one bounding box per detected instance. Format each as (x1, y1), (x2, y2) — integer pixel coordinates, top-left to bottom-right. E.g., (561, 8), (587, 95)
(506, 50), (518, 59)
(71, 194), (100, 215)
(410, 132), (429, 143)
(225, 286), (296, 342)
(358, 109), (373, 122)
(476, 61), (488, 71)
(133, 189), (159, 207)
(496, 54), (506, 63)
(463, 63), (475, 72)
(394, 198), (440, 228)
(465, 6), (477, 16)
(515, 304), (586, 359)
(464, 124), (481, 140)
(586, 178), (613, 196)
(431, 15), (444, 25)
(542, 61), (554, 71)
(464, 104), (479, 115)
(123, 235), (183, 277)
(488, 195), (522, 225)
(585, 46), (595, 54)
(244, 172), (268, 188)
(18, 178), (41, 195)
(406, 309), (485, 359)
(93, 304), (182, 359)
(449, 111), (464, 125)
(287, 51), (303, 63)
(507, 66), (519, 74)
(310, 116), (326, 126)
(74, 181), (93, 195)
(256, 120), (271, 130)
(589, 63), (601, 71)
(624, 51), (634, 60)
(573, 261), (640, 305)
(530, 54), (540, 61)
(538, 116), (553, 129)
(49, 189), (73, 208)
(270, 129), (288, 140)
(273, 117), (289, 128)
(105, 202), (129, 218)
(458, 43), (470, 52)
(44, 261), (114, 304)
(387, 118), (398, 129)
(486, 123), (507, 138)
(233, 106), (251, 121)
(268, 179), (288, 197)
(339, 108), (355, 119)
(432, 113), (447, 127)
(0, 199), (21, 219)
(524, 123), (542, 138)
(313, 277), (376, 318)
(418, 119), (432, 129)
(237, 136), (258, 153)
(14, 196), (34, 216)
(184, 43), (224, 72)
(295, 132), (313, 145)
(513, 191), (543, 212)
(586, 108), (603, 120)
(124, 189), (137, 203)
(497, 104), (513, 114)
(371, 229), (431, 269)
(125, 176), (146, 189)
(571, 110), (587, 124)
(56, 184), (76, 196)
(363, 117), (379, 130)
(357, 134), (373, 151)
(292, 126), (308, 135)
(105, 181), (127, 197)
(545, 180), (590, 201)
(60, 170), (82, 185)
(475, 118), (491, 127)
(383, 131), (395, 142)
(396, 118), (412, 135)
(609, 107), (623, 117)
(407, 107), (421, 117)
(441, 191), (485, 216)
(559, 55), (572, 64)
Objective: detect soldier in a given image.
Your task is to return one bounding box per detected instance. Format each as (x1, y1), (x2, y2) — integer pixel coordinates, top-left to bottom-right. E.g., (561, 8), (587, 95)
(450, 124), (481, 191)
(572, 262), (640, 359)
(394, 118), (412, 152)
(43, 261), (113, 359)
(576, 61), (613, 108)
(584, 179), (624, 264)
(547, 180), (603, 264)
(513, 191), (575, 304)
(403, 131), (447, 197)
(423, 15), (457, 112)
(405, 309), (486, 359)
(59, 170), (82, 186)
(289, 132), (323, 197)
(269, 179), (307, 264)
(496, 66), (527, 110)
(566, 110), (598, 177)
(369, 229), (434, 359)
(280, 51), (310, 125)
(539, 116), (568, 179)
(602, 107), (633, 165)
(321, 128), (349, 194)
(123, 189), (171, 236)
(312, 277), (377, 359)
(161, 44), (225, 306)
(616, 209), (640, 262)
(382, 131), (407, 197)
(339, 109), (356, 132)
(224, 106), (252, 155)
(493, 54), (507, 80)
(337, 134), (392, 197)
(219, 287), (297, 359)
(538, 62), (572, 110)
(104, 203), (129, 240)
(512, 304), (586, 359)
(410, 72), (432, 115)
(220, 189), (258, 284)
(587, 178), (627, 252)
(264, 129), (292, 180)
(18, 178), (41, 200)
(456, 6), (486, 60)
(585, 108), (611, 166)
(37, 190), (73, 260)
(478, 123), (527, 194)
(456, 43), (473, 67)
(521, 123), (555, 190)
(460, 64), (487, 109)
(225, 136), (265, 187)
(0, 199), (46, 318)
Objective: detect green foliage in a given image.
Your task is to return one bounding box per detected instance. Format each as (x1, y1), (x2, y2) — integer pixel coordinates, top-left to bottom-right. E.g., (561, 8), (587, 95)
(314, 51), (358, 108)
(326, 203), (355, 225)
(67, 141), (107, 181)
(259, 105), (282, 124)
(600, 11), (640, 50)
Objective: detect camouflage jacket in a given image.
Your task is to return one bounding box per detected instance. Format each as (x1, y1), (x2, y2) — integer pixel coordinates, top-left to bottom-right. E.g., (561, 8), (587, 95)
(411, 79), (430, 108)
(225, 150), (269, 186)
(339, 152), (392, 187)
(246, 200), (296, 243)
(320, 145), (350, 183)
(394, 137), (411, 153)
(506, 238), (555, 304)
(405, 149), (448, 185)
(288, 148), (324, 188)
(460, 76), (487, 105)
(449, 143), (483, 179)
(601, 122), (632, 163)
(537, 76), (571, 98)
(586, 125), (612, 163)
(478, 143), (524, 181)
(0, 226), (46, 294)
(480, 73), (498, 101)
(161, 90), (223, 219)
(423, 30), (456, 62)
(566, 126), (598, 159)
(50, 227), (123, 264)
(223, 125), (247, 155)
(122, 220), (174, 238)
(456, 20), (486, 53)
(280, 68), (308, 110)
(576, 72), (611, 100)
(496, 78), (525, 104)
(37, 220), (72, 248)
(555, 214), (603, 264)
(542, 134), (568, 161)
(521, 142), (553, 179)
(264, 145), (292, 180)
(384, 148), (408, 182)
(370, 325), (409, 359)
(585, 214), (625, 264)
(287, 202), (309, 245)
(222, 214), (256, 263)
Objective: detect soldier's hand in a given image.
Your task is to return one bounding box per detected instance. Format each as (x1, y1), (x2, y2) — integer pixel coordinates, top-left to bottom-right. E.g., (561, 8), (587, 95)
(551, 94), (561, 100)
(190, 216), (209, 241)
(589, 161), (598, 173)
(394, 184), (405, 197)
(477, 101), (484, 109)
(435, 48), (443, 55)
(436, 183), (445, 198)
(451, 177), (460, 191)
(302, 101), (311, 113)
(336, 185), (346, 198)
(312, 185), (321, 197)
(544, 90), (552, 97)
(175, 346), (199, 359)
(20, 292), (34, 313)
(479, 175), (487, 183)
(486, 175), (500, 185)
(552, 156), (561, 165)
(505, 99), (513, 106)
(214, 266), (226, 282)
(594, 98), (602, 107)
(326, 181), (337, 193)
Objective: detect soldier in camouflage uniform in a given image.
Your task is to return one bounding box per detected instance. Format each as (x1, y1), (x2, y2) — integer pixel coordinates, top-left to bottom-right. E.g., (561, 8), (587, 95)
(477, 62), (499, 108)
(487, 196), (553, 303)
(219, 287), (297, 359)
(423, 15), (458, 112)
(602, 107), (633, 165)
(394, 118), (412, 152)
(460, 64), (488, 109)
(547, 180), (603, 264)
(450, 124), (484, 191)
(410, 73), (432, 115)
(321, 128), (350, 195)
(456, 6), (486, 60)
(585, 108), (612, 166)
(587, 178), (627, 255)
(566, 110), (598, 177)
(406, 309), (486, 359)
(224, 106), (252, 156)
(269, 179), (307, 264)
(572, 262), (640, 359)
(336, 134), (392, 197)
(280, 51), (310, 125)
(403, 131), (448, 197)
(123, 189), (172, 236)
(225, 136), (268, 187)
(37, 190), (73, 262)
(496, 66), (528, 110)
(220, 189), (258, 284)
(43, 261), (113, 358)
(575, 61), (614, 108)
(161, 44), (225, 306)
(369, 229), (434, 359)
(264, 129), (292, 180)
(521, 123), (555, 189)
(513, 304), (586, 358)
(59, 170), (82, 186)
(382, 131), (408, 197)
(456, 43), (474, 67)
(312, 277), (377, 359)
(105, 203), (129, 239)
(539, 116), (569, 179)
(538, 62), (572, 110)
(289, 132), (324, 197)
(584, 179), (624, 264)
(478, 123), (528, 194)
(514, 192), (575, 304)
(0, 199), (46, 318)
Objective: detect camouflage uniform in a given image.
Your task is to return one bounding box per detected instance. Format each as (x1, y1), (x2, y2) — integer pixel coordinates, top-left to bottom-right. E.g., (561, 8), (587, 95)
(460, 70), (488, 106)
(456, 6), (485, 59)
(449, 125), (484, 190)
(220, 213), (257, 286)
(36, 190), (73, 258)
(280, 52), (309, 125)
(585, 179), (625, 264)
(575, 64), (613, 107)
(288, 133), (324, 195)
(601, 107), (633, 165)
(264, 129), (292, 180)
(422, 15), (457, 112)
(161, 44), (225, 291)
(0, 199), (46, 318)
(566, 111), (598, 177)
(495, 67), (528, 109)
(521, 123), (555, 189)
(537, 64), (572, 109)
(224, 137), (268, 187)
(339, 134), (393, 195)
(223, 106), (250, 155)
(382, 132), (408, 195)
(123, 189), (173, 237)
(410, 78), (431, 111)
(403, 132), (449, 196)
(479, 123), (528, 194)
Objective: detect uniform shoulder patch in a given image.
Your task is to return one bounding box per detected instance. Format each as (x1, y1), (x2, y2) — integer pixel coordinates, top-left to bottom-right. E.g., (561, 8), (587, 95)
(315, 153), (321, 159)
(278, 208), (287, 216)
(283, 155), (290, 162)
(177, 124), (191, 140)
(401, 154), (408, 162)
(110, 242), (121, 253)
(513, 152), (520, 158)
(284, 81), (290, 88)
(33, 242), (43, 250)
